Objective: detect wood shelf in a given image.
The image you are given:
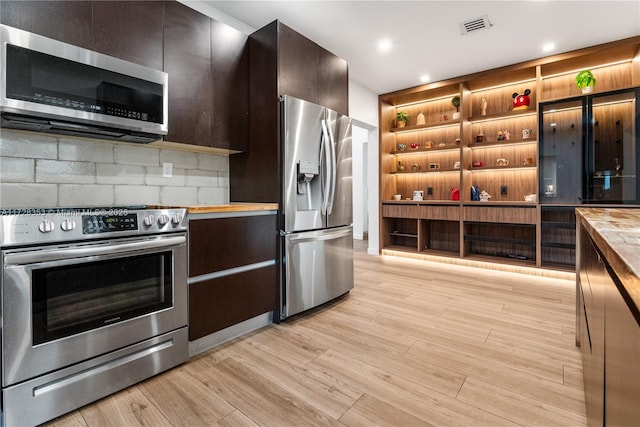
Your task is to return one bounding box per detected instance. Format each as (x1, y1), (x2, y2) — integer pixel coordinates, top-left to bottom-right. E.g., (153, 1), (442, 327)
(468, 109), (536, 122)
(394, 169), (460, 175)
(390, 119), (460, 133)
(468, 139), (537, 148)
(392, 146), (460, 155)
(390, 231), (417, 238)
(469, 165), (537, 172)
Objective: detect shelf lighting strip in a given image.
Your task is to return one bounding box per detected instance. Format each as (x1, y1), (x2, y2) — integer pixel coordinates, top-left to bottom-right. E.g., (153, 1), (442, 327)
(470, 110), (537, 124)
(541, 59), (632, 80)
(470, 78), (537, 93)
(469, 140), (537, 149)
(395, 93), (460, 108)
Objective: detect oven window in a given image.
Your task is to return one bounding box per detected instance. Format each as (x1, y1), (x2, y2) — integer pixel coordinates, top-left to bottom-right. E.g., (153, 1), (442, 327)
(32, 251), (172, 345)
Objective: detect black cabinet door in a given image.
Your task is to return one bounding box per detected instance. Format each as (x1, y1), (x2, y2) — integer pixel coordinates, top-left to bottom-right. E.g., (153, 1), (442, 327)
(163, 1), (212, 146)
(278, 22), (319, 105)
(211, 20), (249, 151)
(93, 1), (163, 70)
(318, 45), (349, 115)
(0, 0), (93, 49)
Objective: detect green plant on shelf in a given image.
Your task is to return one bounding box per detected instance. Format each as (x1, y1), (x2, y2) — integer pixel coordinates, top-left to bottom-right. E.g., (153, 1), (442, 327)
(575, 70), (596, 93)
(395, 111), (410, 127)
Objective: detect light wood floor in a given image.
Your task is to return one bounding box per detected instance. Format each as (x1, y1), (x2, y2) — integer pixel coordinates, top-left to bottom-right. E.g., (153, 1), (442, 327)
(48, 241), (585, 426)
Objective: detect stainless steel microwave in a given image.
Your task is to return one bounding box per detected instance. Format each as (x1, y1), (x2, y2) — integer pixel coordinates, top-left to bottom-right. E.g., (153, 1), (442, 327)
(0, 24), (168, 143)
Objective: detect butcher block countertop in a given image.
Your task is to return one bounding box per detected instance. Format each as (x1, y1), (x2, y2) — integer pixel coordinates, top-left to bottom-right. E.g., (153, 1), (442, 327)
(151, 203), (278, 214)
(576, 208), (640, 309)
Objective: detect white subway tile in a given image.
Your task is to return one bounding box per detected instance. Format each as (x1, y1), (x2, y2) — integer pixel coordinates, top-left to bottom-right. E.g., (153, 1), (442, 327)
(59, 184), (115, 206)
(146, 167), (186, 186)
(0, 130), (57, 159)
(59, 138), (115, 163)
(1, 158), (35, 182)
(115, 185), (161, 206)
(36, 160), (96, 184)
(114, 143), (160, 166)
(96, 163), (145, 185)
(160, 186), (198, 205)
(197, 153), (228, 172)
(197, 187), (229, 205)
(185, 169), (218, 187)
(0, 183), (58, 208)
(160, 149), (198, 169)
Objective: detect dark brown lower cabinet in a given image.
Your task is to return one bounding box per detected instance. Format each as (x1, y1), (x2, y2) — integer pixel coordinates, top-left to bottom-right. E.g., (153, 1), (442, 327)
(188, 211), (278, 341)
(604, 279), (640, 426)
(189, 265), (277, 341)
(578, 224), (640, 427)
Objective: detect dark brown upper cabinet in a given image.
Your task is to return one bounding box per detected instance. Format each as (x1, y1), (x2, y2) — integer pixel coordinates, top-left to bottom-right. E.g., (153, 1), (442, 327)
(318, 45), (349, 116)
(211, 20), (249, 152)
(92, 1), (164, 71)
(0, 1), (93, 49)
(231, 20), (349, 203)
(163, 1), (213, 147)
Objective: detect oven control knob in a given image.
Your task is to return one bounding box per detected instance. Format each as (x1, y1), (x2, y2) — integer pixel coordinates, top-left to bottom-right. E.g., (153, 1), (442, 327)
(38, 219), (55, 233)
(143, 215), (155, 227)
(61, 218), (76, 231)
(171, 214), (183, 225)
(157, 214), (170, 226)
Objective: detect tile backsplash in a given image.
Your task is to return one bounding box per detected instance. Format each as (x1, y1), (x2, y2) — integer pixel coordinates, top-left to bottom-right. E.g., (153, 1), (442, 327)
(0, 129), (229, 208)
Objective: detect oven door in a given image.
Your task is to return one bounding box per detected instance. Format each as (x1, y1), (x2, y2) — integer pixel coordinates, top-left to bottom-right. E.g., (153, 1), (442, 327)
(1, 233), (187, 387)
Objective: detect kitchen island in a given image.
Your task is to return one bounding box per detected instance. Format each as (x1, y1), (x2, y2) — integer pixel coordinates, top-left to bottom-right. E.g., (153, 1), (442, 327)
(576, 207), (640, 427)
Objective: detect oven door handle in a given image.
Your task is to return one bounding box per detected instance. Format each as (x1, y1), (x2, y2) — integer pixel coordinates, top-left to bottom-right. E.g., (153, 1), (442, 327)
(4, 235), (186, 266)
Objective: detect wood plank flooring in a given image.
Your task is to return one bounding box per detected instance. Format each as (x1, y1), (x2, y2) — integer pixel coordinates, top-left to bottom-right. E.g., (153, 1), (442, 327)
(47, 241), (585, 426)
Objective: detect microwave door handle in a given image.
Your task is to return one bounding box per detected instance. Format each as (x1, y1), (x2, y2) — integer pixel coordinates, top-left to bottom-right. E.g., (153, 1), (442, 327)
(4, 235), (186, 266)
(326, 120), (337, 215)
(320, 119), (331, 215)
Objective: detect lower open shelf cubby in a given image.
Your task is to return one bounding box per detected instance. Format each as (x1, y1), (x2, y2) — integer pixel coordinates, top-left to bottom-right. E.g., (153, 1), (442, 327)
(463, 222), (536, 263)
(540, 206), (577, 268)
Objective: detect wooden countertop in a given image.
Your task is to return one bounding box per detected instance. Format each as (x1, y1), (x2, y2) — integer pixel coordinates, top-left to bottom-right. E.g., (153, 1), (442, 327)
(576, 208), (640, 308)
(150, 203), (278, 214)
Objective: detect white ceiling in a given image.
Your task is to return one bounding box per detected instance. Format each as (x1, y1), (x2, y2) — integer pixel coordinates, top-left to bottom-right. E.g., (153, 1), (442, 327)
(190, 1), (640, 95)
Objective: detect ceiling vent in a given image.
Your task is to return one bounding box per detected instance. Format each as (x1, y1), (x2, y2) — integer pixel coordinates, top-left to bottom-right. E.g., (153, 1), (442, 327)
(459, 15), (492, 35)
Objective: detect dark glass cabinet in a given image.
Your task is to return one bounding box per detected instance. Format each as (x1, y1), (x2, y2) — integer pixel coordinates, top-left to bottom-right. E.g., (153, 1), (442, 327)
(539, 87), (640, 204)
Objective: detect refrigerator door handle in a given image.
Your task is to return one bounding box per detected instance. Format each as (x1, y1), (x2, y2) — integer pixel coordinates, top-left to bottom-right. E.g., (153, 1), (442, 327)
(326, 118), (337, 215)
(320, 119), (331, 215)
(287, 226), (352, 243)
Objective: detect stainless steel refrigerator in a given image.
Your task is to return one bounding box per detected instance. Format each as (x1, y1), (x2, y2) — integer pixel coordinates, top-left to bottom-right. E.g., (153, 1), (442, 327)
(280, 95), (354, 320)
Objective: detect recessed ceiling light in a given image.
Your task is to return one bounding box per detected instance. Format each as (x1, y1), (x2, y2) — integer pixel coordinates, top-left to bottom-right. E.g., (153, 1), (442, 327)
(420, 75), (430, 83)
(543, 42), (556, 52)
(377, 38), (392, 52)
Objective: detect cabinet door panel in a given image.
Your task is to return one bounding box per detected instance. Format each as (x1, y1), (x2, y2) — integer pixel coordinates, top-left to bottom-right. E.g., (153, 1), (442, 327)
(93, 1), (163, 70)
(318, 45), (349, 115)
(189, 265), (278, 340)
(0, 0), (93, 48)
(605, 279), (640, 427)
(189, 214), (277, 277)
(278, 23), (318, 104)
(163, 1), (212, 146)
(211, 20), (249, 151)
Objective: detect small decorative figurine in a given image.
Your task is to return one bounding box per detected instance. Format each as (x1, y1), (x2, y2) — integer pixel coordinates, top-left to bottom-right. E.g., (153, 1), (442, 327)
(416, 112), (426, 125)
(480, 98), (487, 116)
(397, 161), (405, 171)
(479, 190), (492, 201)
(497, 130), (510, 141)
(471, 185), (480, 201)
(512, 89), (531, 111)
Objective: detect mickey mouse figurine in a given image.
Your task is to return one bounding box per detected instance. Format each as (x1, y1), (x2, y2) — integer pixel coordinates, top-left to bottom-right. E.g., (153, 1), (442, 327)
(512, 89), (531, 111)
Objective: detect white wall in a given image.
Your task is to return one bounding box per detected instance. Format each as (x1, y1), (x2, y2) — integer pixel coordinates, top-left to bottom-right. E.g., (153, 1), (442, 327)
(349, 81), (380, 255)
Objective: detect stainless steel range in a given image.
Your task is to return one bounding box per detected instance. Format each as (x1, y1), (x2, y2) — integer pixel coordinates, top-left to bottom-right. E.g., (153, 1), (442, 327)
(0, 206), (189, 427)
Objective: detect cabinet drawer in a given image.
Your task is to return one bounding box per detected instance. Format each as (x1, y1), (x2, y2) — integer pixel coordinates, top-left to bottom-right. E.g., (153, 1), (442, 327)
(463, 206), (536, 224)
(189, 265), (278, 340)
(382, 204), (420, 219)
(189, 214), (277, 277)
(419, 205), (460, 221)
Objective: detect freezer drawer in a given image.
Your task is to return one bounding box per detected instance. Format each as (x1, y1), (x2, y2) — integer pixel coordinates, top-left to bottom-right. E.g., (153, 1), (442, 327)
(282, 226), (354, 319)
